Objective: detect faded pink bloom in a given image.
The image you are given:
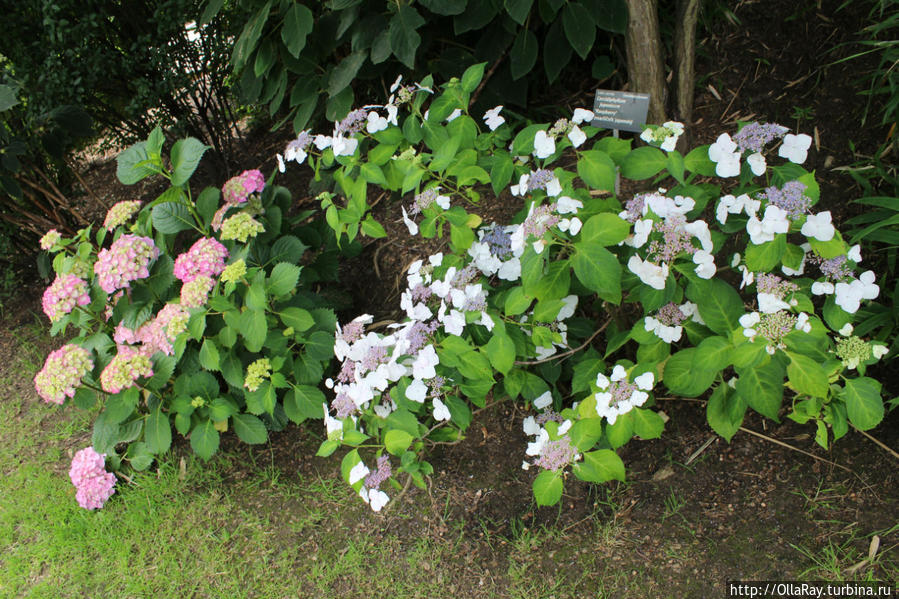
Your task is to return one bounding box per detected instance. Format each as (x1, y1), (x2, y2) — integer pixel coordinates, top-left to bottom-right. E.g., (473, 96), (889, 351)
(69, 447), (116, 510)
(42, 274), (91, 322)
(173, 237), (228, 283)
(94, 234), (160, 294)
(34, 344), (93, 405)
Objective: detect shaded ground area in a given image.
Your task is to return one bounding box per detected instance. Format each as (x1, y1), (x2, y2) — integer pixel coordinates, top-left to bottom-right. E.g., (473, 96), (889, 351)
(4, 0), (898, 597)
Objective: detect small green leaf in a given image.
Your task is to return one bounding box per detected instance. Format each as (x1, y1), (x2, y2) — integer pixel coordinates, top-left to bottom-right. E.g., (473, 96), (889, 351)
(170, 138), (208, 187)
(145, 407), (172, 454)
(385, 429), (414, 455)
(190, 420), (220, 460)
(840, 377), (883, 431)
(706, 384), (746, 442)
(574, 449), (625, 483)
(460, 61), (487, 92)
(232, 414), (268, 444)
(268, 262), (301, 297)
(533, 469), (563, 506)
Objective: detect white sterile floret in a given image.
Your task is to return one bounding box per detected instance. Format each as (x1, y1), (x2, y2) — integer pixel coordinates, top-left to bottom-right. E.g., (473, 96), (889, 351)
(558, 419), (573, 436)
(558, 295), (578, 320)
(526, 428), (549, 456)
(568, 125), (586, 148)
(732, 253), (742, 268)
(645, 194), (695, 219)
(628, 255), (669, 290)
(533, 130), (556, 159)
(779, 133), (812, 164)
(708, 133), (741, 177)
(611, 364), (627, 381)
(693, 250), (716, 279)
(432, 397), (451, 421)
(558, 217), (582, 236)
(795, 312), (812, 333)
(848, 244), (862, 263)
(366, 111), (388, 133)
(349, 461), (370, 485)
(645, 316), (682, 343)
(390, 74), (403, 93)
(801, 211), (835, 242)
(532, 239), (546, 254)
(332, 133), (358, 157)
(758, 292), (790, 314)
(435, 193), (451, 210)
(811, 281), (835, 296)
(523, 416), (540, 436)
(533, 391), (553, 410)
(625, 218), (653, 248)
(572, 108), (594, 125)
(412, 345), (439, 380)
(634, 371), (655, 390)
(873, 344), (889, 359)
(324, 404), (343, 440)
(313, 134), (331, 150)
(446, 108), (462, 122)
(746, 152), (767, 176)
(368, 488), (389, 512)
(746, 205), (790, 245)
(556, 196), (583, 214)
(834, 271), (879, 314)
(497, 257), (522, 281)
(546, 177), (562, 197)
(406, 378), (427, 403)
(684, 220), (713, 252)
(595, 372), (610, 389)
(839, 323), (854, 336)
(401, 206), (418, 235)
(276, 153), (286, 173)
(510, 174), (529, 196)
(386, 104), (398, 126)
(740, 312), (761, 338)
(483, 105), (505, 131)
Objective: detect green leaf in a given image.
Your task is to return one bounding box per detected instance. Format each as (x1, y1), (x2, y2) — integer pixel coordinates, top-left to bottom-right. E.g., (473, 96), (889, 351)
(328, 51), (367, 97)
(745, 235), (786, 272)
(152, 202), (195, 234)
(786, 352), (829, 398)
(284, 385), (326, 423)
(543, 19), (573, 84)
(303, 331), (335, 361)
(573, 449), (625, 483)
(199, 338), (221, 371)
(485, 333), (515, 375)
(684, 145), (717, 176)
(533, 469), (564, 506)
(233, 414), (268, 444)
(279, 307), (315, 331)
(588, 0), (627, 33)
(116, 141), (157, 185)
(577, 149), (616, 192)
(510, 28), (539, 81)
(0, 83), (20, 111)
(92, 411), (121, 455)
(663, 349), (717, 397)
(491, 152), (515, 195)
(572, 243), (621, 304)
(579, 212), (630, 246)
(505, 0), (533, 24)
(504, 286), (533, 316)
(170, 138), (208, 187)
(105, 388), (139, 424)
(461, 61), (487, 92)
(694, 336), (733, 371)
(840, 377), (884, 431)
(268, 262), (301, 297)
(190, 420), (220, 460)
(621, 146), (667, 180)
(420, 0), (467, 14)
(735, 360), (785, 421)
(706, 384), (745, 442)
(145, 407), (172, 454)
(687, 279), (743, 336)
(270, 235), (308, 264)
(389, 5), (425, 68)
(281, 3), (314, 57)
(209, 398), (238, 422)
(568, 417), (603, 451)
(562, 2), (596, 60)
(240, 310), (268, 352)
(633, 408), (664, 439)
(385, 429), (414, 455)
(232, 1), (271, 71)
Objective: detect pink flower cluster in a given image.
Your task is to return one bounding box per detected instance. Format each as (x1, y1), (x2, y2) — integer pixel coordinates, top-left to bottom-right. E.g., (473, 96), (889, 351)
(103, 200), (142, 229)
(69, 447), (116, 510)
(99, 346), (154, 394)
(180, 275), (215, 308)
(222, 169), (265, 205)
(42, 274), (91, 322)
(173, 237), (228, 283)
(34, 344), (93, 405)
(40, 229), (61, 250)
(114, 303), (190, 356)
(94, 234), (160, 294)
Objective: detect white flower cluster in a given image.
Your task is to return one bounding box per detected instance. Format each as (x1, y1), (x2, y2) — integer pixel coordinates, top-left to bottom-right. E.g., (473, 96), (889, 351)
(708, 125), (808, 178)
(640, 121), (685, 152)
(594, 365), (655, 425)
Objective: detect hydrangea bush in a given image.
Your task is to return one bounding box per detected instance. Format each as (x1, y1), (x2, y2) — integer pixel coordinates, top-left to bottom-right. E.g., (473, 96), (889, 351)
(275, 64), (890, 509)
(36, 128), (343, 496)
(37, 64), (891, 511)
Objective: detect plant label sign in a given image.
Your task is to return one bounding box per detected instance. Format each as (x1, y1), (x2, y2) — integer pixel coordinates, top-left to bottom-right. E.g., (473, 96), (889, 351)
(592, 90), (650, 132)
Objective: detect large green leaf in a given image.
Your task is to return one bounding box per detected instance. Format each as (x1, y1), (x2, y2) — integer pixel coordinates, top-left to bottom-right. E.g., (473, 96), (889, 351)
(735, 360), (785, 421)
(687, 279), (743, 336)
(170, 138), (208, 187)
(840, 377), (883, 431)
(621, 146), (667, 180)
(281, 3), (314, 57)
(573, 449), (625, 483)
(389, 5), (425, 68)
(786, 352), (829, 398)
(706, 384), (745, 442)
(232, 414), (268, 444)
(328, 51), (367, 97)
(577, 150), (616, 192)
(562, 2), (596, 60)
(579, 213), (630, 246)
(533, 469), (564, 506)
(572, 244), (621, 303)
(145, 407), (172, 454)
(662, 349), (717, 397)
(510, 28), (539, 80)
(240, 310), (268, 352)
(152, 202), (195, 234)
(268, 262), (301, 297)
(116, 141), (157, 185)
(190, 420), (220, 460)
(385, 429), (414, 455)
(505, 0), (533, 24)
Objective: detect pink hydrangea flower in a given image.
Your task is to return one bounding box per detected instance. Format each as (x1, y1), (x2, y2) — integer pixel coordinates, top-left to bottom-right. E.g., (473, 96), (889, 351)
(173, 237), (228, 283)
(103, 200), (142, 229)
(222, 169), (265, 205)
(99, 346), (154, 394)
(180, 275), (215, 308)
(34, 344), (93, 404)
(42, 274), (91, 322)
(40, 229), (62, 251)
(94, 234), (160, 294)
(113, 303), (190, 356)
(69, 447), (116, 510)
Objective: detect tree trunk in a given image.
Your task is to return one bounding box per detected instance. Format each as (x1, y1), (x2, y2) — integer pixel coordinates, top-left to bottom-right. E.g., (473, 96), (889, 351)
(674, 0), (701, 129)
(625, 0), (667, 124)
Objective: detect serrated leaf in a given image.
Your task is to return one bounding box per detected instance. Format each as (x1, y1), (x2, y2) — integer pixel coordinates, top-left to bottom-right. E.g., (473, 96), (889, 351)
(190, 419), (220, 460)
(706, 384), (746, 442)
(145, 407), (172, 454)
(385, 429), (414, 455)
(170, 138), (208, 187)
(562, 2), (596, 60)
(841, 377), (883, 431)
(116, 142), (157, 185)
(579, 212), (630, 246)
(152, 202), (195, 234)
(268, 262), (301, 297)
(232, 413), (268, 444)
(572, 244), (621, 303)
(281, 3), (314, 57)
(574, 449), (625, 483)
(533, 469), (563, 506)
